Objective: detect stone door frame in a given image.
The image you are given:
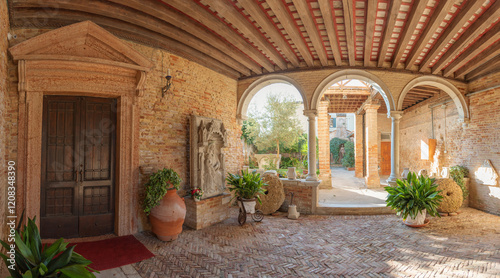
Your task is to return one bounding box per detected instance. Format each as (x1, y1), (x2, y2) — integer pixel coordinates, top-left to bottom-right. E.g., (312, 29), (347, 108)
(9, 21), (152, 236)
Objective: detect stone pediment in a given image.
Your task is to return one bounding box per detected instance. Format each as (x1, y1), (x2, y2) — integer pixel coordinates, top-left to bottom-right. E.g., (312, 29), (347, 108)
(9, 21), (153, 71)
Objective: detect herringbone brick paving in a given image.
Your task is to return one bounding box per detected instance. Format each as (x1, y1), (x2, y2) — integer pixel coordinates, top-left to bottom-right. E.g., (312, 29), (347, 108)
(133, 208), (500, 278)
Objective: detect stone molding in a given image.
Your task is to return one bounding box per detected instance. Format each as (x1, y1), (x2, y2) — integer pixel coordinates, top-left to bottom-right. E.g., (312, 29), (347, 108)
(9, 21), (152, 236)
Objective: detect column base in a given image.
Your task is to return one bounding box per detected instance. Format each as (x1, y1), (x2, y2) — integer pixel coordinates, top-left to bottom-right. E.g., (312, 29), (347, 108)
(386, 176), (399, 187)
(305, 173), (319, 181)
(365, 175), (381, 188)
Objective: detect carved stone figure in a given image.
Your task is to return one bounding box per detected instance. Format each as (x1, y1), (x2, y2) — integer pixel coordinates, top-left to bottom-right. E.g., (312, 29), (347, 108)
(190, 115), (228, 199)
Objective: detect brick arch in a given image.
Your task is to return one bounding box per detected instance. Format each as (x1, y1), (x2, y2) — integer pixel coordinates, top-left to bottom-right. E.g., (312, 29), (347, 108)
(237, 74), (308, 121)
(311, 69), (395, 116)
(397, 76), (469, 122)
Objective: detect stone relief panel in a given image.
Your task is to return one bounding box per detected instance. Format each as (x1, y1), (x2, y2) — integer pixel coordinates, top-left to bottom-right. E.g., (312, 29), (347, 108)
(190, 115), (227, 198)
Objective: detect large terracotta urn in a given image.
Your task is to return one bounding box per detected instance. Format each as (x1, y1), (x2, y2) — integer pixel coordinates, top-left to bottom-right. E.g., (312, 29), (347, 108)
(149, 189), (186, 241)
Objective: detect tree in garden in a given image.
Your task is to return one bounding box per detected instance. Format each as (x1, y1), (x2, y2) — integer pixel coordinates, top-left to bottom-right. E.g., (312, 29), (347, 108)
(247, 92), (304, 160)
(341, 141), (355, 168)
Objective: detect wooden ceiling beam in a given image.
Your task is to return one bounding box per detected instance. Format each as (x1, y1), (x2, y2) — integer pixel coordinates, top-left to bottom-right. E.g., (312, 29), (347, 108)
(266, 0), (315, 67)
(238, 0), (300, 67)
(454, 39), (500, 78)
(341, 0), (356, 66)
(443, 23), (500, 77)
(318, 0), (343, 65)
(377, 0), (403, 67)
(106, 0), (262, 74)
(418, 0), (485, 72)
(404, 0), (454, 70)
(465, 54), (500, 81)
(202, 0), (287, 70)
(13, 0), (252, 76)
(432, 1), (500, 74)
(12, 10), (241, 78)
(292, 0), (329, 66)
(364, 0), (377, 66)
(158, 0), (275, 72)
(391, 0), (427, 68)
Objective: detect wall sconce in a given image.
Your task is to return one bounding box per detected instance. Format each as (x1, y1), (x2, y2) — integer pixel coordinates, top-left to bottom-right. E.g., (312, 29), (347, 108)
(162, 68), (172, 97)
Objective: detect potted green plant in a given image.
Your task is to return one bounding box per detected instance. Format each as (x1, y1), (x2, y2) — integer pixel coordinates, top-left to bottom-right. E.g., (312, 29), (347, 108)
(0, 216), (96, 278)
(143, 168), (185, 241)
(385, 172), (443, 226)
(226, 170), (267, 214)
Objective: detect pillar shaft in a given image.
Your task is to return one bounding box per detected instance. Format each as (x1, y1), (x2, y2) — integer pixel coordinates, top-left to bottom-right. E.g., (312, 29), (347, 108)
(317, 101), (331, 188)
(364, 104), (380, 188)
(354, 114), (364, 178)
(388, 111), (403, 185)
(304, 110), (318, 181)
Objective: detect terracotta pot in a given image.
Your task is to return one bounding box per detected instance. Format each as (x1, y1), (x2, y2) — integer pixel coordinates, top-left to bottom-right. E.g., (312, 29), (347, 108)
(149, 189), (186, 241)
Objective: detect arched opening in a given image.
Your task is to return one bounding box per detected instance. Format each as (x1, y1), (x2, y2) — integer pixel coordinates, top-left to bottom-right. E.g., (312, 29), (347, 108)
(237, 75), (308, 121)
(316, 79), (390, 208)
(397, 77), (470, 178)
(240, 82), (308, 178)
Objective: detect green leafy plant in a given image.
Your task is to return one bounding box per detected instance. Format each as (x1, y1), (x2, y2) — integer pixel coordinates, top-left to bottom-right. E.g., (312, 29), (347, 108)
(280, 157), (300, 169)
(385, 172), (443, 220)
(341, 141), (355, 168)
(143, 168), (182, 216)
(450, 165), (469, 201)
(226, 170), (267, 203)
(0, 217), (96, 278)
(330, 138), (348, 163)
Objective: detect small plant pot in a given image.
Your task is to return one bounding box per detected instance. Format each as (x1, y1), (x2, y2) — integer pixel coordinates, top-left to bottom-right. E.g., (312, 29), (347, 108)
(239, 198), (257, 214)
(404, 209), (426, 226)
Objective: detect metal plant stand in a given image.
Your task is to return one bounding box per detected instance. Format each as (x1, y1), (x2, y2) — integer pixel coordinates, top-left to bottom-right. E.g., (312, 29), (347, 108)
(237, 198), (264, 225)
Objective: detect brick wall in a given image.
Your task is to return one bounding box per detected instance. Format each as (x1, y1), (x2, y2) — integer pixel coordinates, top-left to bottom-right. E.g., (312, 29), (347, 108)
(0, 0), (9, 275)
(399, 76), (500, 215)
(279, 180), (318, 214)
(184, 194), (232, 230)
(4, 28), (244, 233)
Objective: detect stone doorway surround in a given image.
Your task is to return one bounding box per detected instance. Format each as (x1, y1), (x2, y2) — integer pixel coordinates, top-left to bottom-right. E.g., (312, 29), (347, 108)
(9, 21), (152, 236)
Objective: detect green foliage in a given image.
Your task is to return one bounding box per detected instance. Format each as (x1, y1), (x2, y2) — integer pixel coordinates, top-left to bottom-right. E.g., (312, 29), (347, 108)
(385, 172), (443, 220)
(248, 157), (257, 168)
(143, 168), (182, 216)
(226, 170), (268, 203)
(450, 165), (469, 201)
(283, 133), (308, 158)
(247, 93), (304, 153)
(0, 217), (96, 278)
(241, 118), (258, 145)
(341, 141), (355, 168)
(280, 157), (301, 169)
(330, 138), (348, 163)
(263, 158), (277, 170)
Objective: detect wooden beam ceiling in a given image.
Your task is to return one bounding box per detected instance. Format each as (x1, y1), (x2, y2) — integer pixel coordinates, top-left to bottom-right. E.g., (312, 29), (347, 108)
(8, 0), (500, 81)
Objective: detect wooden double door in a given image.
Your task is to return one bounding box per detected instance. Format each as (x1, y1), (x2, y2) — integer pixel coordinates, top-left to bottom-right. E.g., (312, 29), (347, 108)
(41, 96), (116, 238)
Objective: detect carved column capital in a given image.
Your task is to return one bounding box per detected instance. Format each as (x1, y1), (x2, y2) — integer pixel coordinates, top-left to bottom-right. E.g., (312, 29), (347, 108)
(303, 109), (317, 118)
(390, 110), (404, 121)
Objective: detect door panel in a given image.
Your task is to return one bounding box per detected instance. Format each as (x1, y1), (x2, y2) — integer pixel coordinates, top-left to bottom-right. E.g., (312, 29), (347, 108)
(381, 142), (391, 176)
(41, 96), (116, 238)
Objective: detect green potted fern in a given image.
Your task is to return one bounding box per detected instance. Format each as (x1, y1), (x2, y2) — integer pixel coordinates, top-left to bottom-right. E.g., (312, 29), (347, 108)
(0, 217), (96, 278)
(385, 172), (443, 226)
(226, 170), (267, 214)
(143, 168), (185, 241)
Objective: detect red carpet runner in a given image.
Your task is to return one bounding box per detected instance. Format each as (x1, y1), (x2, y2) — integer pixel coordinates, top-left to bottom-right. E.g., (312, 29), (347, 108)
(70, 235), (154, 271)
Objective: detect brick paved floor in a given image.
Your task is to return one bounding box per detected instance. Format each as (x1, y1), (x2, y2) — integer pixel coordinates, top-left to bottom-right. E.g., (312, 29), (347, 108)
(132, 207), (500, 277)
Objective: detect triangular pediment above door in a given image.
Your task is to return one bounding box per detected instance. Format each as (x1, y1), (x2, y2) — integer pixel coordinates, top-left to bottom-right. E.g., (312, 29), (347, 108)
(9, 20), (153, 70)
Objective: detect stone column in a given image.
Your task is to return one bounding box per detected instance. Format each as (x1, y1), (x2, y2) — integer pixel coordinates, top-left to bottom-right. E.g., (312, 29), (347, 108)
(387, 111), (403, 186)
(364, 103), (380, 188)
(317, 101), (331, 188)
(354, 113), (364, 178)
(304, 110), (318, 181)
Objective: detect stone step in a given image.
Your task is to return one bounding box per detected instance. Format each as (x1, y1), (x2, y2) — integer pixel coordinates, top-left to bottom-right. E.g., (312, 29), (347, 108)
(315, 204), (395, 215)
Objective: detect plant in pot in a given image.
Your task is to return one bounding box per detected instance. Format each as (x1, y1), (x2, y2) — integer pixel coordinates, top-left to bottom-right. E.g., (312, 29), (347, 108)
(143, 168), (185, 241)
(226, 170), (267, 214)
(1, 216), (96, 278)
(385, 172), (443, 226)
